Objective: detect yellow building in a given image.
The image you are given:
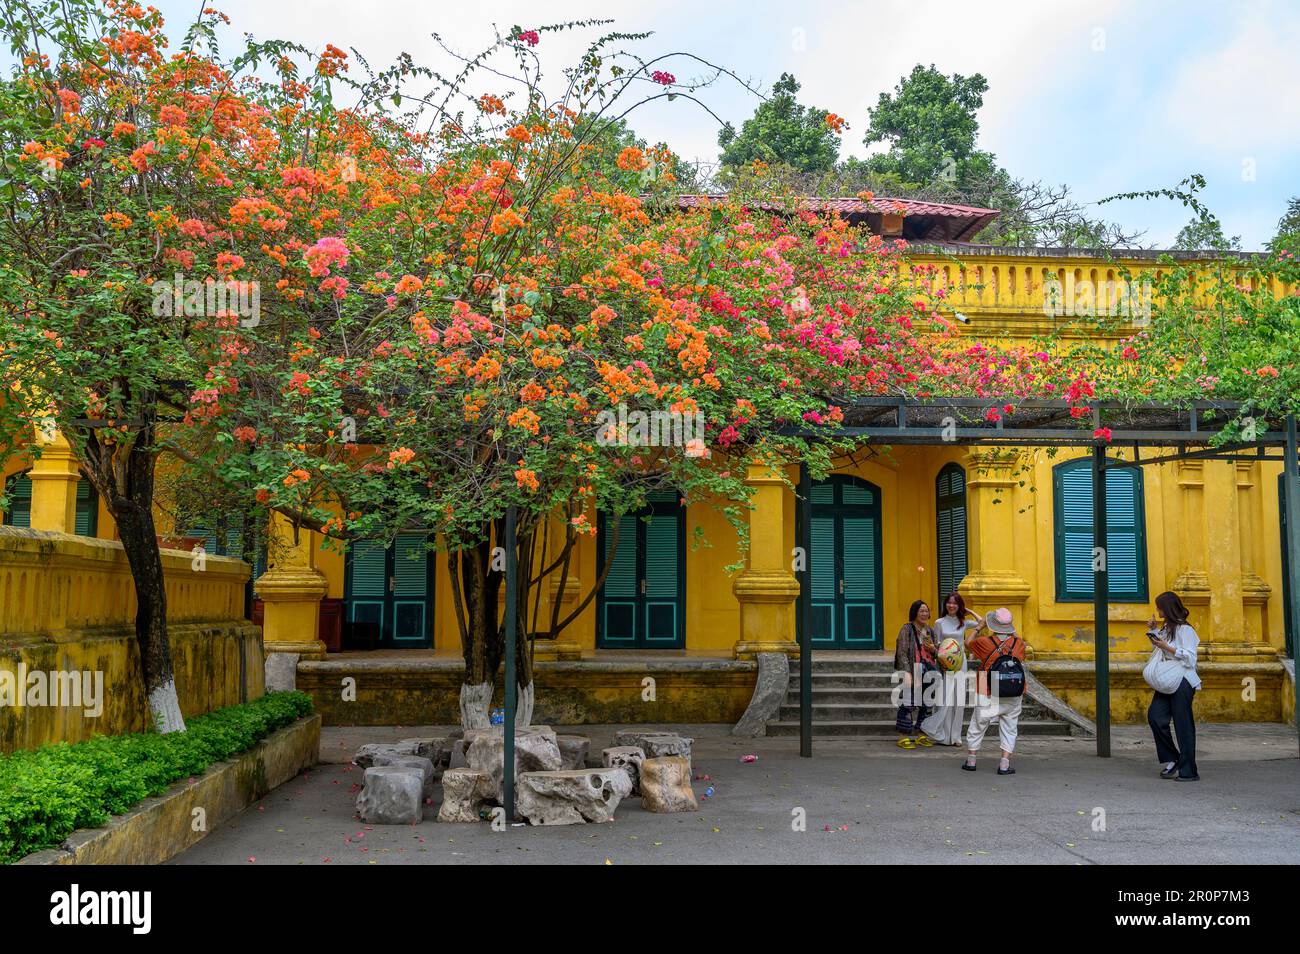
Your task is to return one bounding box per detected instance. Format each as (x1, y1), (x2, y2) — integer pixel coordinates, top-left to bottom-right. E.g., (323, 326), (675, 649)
(4, 199), (1297, 738)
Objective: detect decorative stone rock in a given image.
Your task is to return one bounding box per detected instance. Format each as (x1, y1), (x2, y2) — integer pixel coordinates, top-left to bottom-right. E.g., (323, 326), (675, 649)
(369, 753), (435, 799)
(353, 740), (423, 768)
(356, 765), (424, 825)
(516, 769), (632, 825)
(732, 651), (789, 737)
(466, 725), (562, 799)
(611, 730), (693, 763)
(639, 756), (698, 813)
(397, 737), (455, 777)
(601, 746), (646, 794)
(437, 768), (497, 823)
(557, 735), (590, 770)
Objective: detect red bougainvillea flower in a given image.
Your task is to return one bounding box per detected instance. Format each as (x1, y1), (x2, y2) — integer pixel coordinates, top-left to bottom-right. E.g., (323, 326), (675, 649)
(1093, 427), (1113, 442)
(651, 70), (675, 85)
(516, 30), (540, 46)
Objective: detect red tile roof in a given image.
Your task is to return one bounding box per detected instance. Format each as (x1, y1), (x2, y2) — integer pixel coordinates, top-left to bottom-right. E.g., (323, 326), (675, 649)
(670, 194), (1001, 242)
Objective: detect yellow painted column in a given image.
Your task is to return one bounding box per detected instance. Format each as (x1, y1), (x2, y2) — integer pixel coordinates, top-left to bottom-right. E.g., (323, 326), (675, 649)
(1235, 461), (1271, 644)
(537, 512), (584, 661)
(255, 512), (328, 661)
(959, 449), (1030, 613)
(1171, 460), (1211, 609)
(732, 464), (799, 659)
(27, 431), (80, 533)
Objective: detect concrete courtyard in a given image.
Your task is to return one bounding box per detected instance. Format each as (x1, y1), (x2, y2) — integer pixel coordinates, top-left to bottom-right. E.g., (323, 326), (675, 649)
(172, 722), (1300, 865)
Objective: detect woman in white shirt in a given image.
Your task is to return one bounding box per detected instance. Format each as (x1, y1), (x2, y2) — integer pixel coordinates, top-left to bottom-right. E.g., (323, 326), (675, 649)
(1145, 590), (1201, 781)
(921, 592), (983, 745)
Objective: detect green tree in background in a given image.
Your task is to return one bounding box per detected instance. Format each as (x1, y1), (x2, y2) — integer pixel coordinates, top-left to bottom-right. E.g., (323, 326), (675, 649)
(1270, 196), (1300, 251)
(717, 73), (840, 173)
(1173, 215), (1241, 252)
(861, 65), (994, 186)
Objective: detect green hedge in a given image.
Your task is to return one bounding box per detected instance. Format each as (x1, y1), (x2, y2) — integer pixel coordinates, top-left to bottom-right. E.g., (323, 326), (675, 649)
(0, 690), (313, 863)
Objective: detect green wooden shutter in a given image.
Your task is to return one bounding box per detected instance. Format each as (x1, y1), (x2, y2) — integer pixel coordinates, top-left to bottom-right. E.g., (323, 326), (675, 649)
(74, 480), (97, 536)
(391, 533), (428, 644)
(1103, 470), (1144, 599)
(643, 514), (679, 643)
(347, 538), (388, 635)
(936, 464), (968, 600)
(3, 474), (31, 528)
(1054, 460), (1147, 602)
(601, 514), (638, 643)
(841, 516), (878, 644)
(809, 515), (836, 642)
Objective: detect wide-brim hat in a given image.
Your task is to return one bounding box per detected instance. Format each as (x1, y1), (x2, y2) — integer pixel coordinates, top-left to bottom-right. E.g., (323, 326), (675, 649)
(985, 607), (1016, 635)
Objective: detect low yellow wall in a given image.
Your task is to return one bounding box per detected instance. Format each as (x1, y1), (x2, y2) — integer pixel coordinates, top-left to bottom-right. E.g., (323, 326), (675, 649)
(297, 658), (755, 726)
(1033, 660), (1288, 724)
(0, 527), (263, 751)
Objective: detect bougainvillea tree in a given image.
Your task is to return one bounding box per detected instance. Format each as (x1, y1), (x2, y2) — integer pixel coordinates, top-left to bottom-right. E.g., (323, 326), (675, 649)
(0, 0), (1108, 731)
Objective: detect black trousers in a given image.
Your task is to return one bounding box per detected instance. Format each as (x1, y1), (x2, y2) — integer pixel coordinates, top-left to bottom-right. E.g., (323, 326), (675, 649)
(1147, 678), (1198, 778)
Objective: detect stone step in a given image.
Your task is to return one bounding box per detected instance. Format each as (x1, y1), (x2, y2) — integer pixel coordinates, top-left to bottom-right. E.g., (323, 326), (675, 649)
(800, 659), (894, 673)
(764, 719), (1072, 738)
(782, 686), (898, 704)
(776, 702), (1057, 722)
(790, 673), (899, 689)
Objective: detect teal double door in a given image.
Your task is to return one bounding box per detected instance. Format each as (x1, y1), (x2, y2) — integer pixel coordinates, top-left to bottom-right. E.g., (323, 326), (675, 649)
(596, 490), (685, 648)
(801, 476), (884, 649)
(344, 533), (434, 648)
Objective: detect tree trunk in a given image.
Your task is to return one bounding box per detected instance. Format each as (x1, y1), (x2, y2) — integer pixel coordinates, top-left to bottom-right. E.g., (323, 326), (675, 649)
(111, 442), (185, 734)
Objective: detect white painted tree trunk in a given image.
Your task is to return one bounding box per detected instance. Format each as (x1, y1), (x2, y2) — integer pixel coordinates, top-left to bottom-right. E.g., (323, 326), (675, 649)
(459, 680), (493, 730)
(516, 680), (534, 727)
(148, 678), (187, 734)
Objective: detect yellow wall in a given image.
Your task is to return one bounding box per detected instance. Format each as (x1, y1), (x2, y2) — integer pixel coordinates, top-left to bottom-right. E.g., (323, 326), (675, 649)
(0, 527), (261, 751)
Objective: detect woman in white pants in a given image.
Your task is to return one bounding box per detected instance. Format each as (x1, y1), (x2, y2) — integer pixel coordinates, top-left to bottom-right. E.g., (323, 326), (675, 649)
(921, 592), (982, 745)
(961, 607), (1026, 776)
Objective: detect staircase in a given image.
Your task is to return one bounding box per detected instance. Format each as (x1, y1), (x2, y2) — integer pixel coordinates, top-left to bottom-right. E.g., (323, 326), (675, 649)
(765, 657), (1078, 738)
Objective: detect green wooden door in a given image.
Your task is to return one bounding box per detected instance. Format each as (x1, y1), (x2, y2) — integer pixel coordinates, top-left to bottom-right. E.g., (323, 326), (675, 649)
(345, 533), (433, 648)
(597, 491), (685, 648)
(802, 477), (883, 649)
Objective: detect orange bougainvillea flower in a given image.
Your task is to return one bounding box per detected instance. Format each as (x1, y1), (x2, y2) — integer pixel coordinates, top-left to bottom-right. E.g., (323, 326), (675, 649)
(515, 467), (539, 493)
(616, 146), (647, 171)
(394, 274), (423, 294)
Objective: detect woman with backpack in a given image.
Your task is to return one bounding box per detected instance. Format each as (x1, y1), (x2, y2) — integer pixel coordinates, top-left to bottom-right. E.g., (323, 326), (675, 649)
(1144, 590), (1201, 781)
(893, 600), (938, 749)
(921, 592), (983, 745)
(962, 607), (1026, 775)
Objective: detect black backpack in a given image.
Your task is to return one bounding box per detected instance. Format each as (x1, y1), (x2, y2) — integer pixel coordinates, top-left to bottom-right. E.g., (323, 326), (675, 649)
(983, 636), (1026, 698)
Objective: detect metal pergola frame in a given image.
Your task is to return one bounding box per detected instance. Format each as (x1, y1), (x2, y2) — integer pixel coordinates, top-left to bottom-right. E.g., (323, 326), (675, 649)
(790, 398), (1300, 760)
(494, 399), (1300, 817)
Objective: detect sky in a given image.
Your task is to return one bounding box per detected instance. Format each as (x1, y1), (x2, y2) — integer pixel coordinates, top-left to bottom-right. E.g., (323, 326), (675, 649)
(136, 1), (1300, 248)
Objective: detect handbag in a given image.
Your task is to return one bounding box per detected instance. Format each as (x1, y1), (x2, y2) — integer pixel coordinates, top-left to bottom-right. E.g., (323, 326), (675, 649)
(1142, 642), (1184, 694)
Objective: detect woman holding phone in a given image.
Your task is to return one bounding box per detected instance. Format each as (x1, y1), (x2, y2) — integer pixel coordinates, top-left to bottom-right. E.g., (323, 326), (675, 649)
(1143, 591), (1201, 781)
(893, 600), (938, 749)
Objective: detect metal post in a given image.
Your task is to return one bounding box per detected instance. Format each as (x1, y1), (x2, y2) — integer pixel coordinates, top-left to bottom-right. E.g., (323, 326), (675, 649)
(798, 461), (813, 758)
(1284, 416), (1300, 755)
(1092, 445), (1111, 757)
(502, 505), (519, 820)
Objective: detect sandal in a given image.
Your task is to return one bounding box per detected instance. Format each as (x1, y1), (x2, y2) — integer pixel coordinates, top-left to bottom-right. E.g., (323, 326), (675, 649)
(916, 736), (935, 747)
(896, 737), (918, 750)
